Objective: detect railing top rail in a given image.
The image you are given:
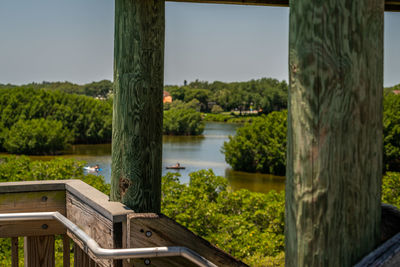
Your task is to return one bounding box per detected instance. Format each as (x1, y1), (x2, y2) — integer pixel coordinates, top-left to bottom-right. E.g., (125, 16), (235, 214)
(0, 180), (70, 193)
(0, 180), (134, 222)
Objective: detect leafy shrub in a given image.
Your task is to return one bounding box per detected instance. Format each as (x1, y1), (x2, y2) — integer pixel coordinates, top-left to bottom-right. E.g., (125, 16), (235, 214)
(162, 170), (285, 266)
(163, 107), (204, 135)
(0, 156), (109, 194)
(211, 104), (223, 114)
(0, 87), (112, 148)
(3, 119), (73, 155)
(203, 113), (233, 122)
(223, 111), (287, 175)
(384, 93), (400, 172)
(382, 172), (400, 208)
(202, 113), (256, 123)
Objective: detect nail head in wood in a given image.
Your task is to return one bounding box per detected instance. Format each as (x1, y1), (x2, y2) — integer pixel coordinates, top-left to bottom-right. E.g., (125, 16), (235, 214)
(145, 231), (152, 237)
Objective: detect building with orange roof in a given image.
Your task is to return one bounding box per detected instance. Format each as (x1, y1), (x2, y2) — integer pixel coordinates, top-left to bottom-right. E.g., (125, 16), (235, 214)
(163, 91), (172, 103)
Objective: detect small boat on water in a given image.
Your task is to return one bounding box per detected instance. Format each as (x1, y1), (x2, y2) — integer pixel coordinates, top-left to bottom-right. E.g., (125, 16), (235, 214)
(166, 166), (186, 170)
(166, 163), (185, 169)
(84, 165), (102, 172)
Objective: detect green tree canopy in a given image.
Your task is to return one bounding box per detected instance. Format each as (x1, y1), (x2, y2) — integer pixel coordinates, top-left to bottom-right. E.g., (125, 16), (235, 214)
(384, 92), (400, 171)
(165, 78), (288, 114)
(0, 87), (112, 152)
(163, 107), (204, 135)
(222, 110), (287, 175)
(3, 119), (73, 155)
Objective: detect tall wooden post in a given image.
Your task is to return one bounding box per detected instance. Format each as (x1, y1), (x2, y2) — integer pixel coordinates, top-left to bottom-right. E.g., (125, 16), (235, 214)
(286, 0), (384, 266)
(111, 0), (165, 213)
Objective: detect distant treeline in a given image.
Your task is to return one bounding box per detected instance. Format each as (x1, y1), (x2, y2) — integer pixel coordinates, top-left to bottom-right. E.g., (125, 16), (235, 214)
(0, 80), (113, 99)
(1, 78), (288, 113)
(165, 78), (288, 113)
(4, 79), (399, 117)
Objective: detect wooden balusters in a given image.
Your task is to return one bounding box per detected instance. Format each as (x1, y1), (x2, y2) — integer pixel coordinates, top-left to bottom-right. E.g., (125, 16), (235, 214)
(63, 235), (71, 267)
(24, 235), (55, 267)
(73, 243), (98, 267)
(11, 237), (19, 267)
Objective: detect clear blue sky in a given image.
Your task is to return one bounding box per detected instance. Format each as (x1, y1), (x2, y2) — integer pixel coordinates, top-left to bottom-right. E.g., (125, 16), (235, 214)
(0, 0), (399, 87)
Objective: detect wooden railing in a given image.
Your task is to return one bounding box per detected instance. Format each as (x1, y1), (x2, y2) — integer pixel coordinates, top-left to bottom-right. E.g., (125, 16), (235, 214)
(0, 180), (132, 266)
(0, 180), (246, 267)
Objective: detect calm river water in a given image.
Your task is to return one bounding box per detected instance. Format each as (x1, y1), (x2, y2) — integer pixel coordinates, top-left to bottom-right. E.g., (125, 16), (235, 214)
(30, 122), (285, 193)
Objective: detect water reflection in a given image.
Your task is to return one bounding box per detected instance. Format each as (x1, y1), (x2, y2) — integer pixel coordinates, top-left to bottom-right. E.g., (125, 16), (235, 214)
(225, 168), (285, 193)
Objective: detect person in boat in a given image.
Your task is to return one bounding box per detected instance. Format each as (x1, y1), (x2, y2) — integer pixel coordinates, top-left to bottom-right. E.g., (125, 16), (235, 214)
(94, 165), (100, 172)
(175, 162), (180, 168)
(84, 165), (101, 172)
(88, 164), (100, 172)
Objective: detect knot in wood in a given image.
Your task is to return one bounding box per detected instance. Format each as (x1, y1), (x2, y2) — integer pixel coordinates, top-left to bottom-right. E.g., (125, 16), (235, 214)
(119, 177), (132, 198)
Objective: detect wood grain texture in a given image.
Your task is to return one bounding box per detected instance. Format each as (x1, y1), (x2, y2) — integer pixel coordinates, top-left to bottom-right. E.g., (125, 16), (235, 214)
(11, 237), (18, 267)
(0, 190), (65, 214)
(25, 235), (55, 267)
(128, 213), (247, 267)
(65, 180), (134, 222)
(0, 219), (65, 238)
(66, 192), (114, 267)
(111, 0), (165, 213)
(167, 0), (400, 11)
(286, 0), (384, 266)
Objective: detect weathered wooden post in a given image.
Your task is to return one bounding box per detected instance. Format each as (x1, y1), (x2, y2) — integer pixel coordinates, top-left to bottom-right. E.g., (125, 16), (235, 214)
(111, 0), (165, 213)
(286, 0), (384, 266)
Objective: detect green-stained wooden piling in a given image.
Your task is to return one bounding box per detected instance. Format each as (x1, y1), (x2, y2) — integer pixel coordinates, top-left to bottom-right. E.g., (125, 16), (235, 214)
(111, 0), (165, 213)
(286, 0), (384, 266)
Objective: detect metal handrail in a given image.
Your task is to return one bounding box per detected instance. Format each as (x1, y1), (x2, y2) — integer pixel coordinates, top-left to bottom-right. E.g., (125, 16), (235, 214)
(0, 211), (218, 267)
